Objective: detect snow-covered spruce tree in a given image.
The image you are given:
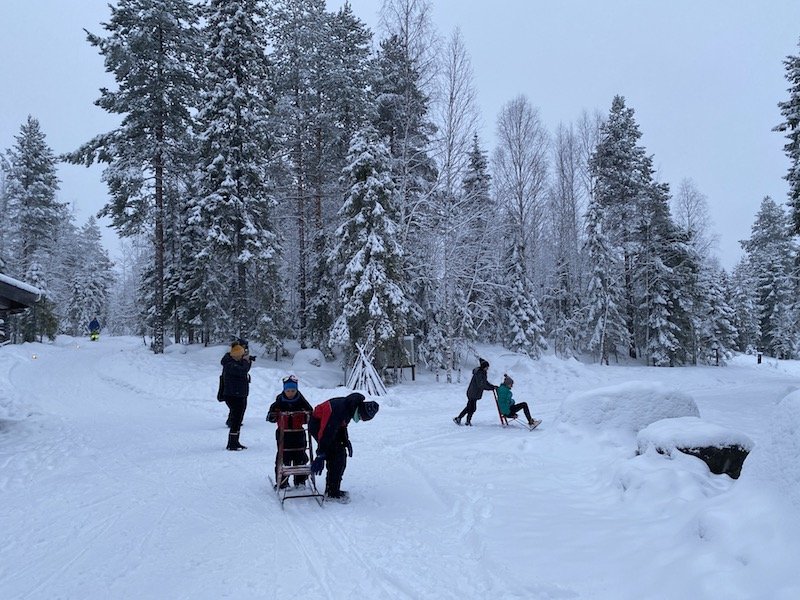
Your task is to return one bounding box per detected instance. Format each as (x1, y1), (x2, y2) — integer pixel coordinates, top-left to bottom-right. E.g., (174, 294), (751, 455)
(304, 5), (374, 356)
(694, 265), (738, 365)
(775, 38), (800, 234)
(0, 155), (10, 271)
(582, 198), (627, 364)
(728, 260), (761, 353)
(633, 183), (683, 366)
(62, 217), (115, 336)
(328, 126), (412, 368)
(268, 0), (373, 348)
(460, 136), (501, 339)
(191, 0), (282, 349)
(740, 197), (798, 358)
(590, 95), (653, 359)
(371, 33), (437, 331)
(268, 0), (332, 346)
(106, 236), (149, 336)
(4, 116), (65, 341)
(66, 0), (200, 353)
(501, 242), (547, 358)
(544, 256), (582, 359)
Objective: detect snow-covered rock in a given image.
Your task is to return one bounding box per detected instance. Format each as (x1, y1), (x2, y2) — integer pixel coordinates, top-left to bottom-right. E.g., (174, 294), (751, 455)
(293, 348), (325, 368)
(637, 417), (753, 478)
(556, 380), (700, 434)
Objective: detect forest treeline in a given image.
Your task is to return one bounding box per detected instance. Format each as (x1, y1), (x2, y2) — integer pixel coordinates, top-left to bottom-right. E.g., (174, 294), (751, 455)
(2, 0), (800, 375)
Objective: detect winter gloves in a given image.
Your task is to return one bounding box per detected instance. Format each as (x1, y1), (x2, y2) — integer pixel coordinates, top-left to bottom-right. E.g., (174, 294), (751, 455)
(346, 440), (353, 458)
(311, 454), (325, 475)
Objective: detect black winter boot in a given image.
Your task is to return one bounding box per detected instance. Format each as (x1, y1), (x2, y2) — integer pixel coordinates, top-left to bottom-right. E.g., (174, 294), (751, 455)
(227, 432), (247, 451)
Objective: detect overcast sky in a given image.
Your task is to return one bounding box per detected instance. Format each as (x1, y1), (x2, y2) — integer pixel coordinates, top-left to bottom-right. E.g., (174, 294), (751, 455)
(2, 0), (799, 269)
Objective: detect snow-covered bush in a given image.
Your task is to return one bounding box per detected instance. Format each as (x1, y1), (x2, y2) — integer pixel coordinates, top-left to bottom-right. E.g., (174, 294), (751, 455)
(293, 348), (325, 368)
(556, 381), (700, 435)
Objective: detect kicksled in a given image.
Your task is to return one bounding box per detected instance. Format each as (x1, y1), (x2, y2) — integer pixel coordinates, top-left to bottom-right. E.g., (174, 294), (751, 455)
(493, 390), (541, 432)
(269, 411), (325, 508)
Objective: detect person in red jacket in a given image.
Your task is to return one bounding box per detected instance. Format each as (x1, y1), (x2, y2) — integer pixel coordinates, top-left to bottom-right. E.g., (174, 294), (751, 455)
(266, 375), (313, 488)
(308, 392), (379, 502)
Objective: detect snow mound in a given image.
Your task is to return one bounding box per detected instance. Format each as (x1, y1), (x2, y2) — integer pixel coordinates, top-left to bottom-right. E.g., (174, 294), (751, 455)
(164, 343), (188, 355)
(738, 389), (800, 508)
(293, 348), (325, 368)
(637, 417), (753, 454)
(556, 380), (700, 434)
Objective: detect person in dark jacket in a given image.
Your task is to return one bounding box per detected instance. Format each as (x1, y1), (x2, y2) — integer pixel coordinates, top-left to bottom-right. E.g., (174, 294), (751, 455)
(266, 375), (313, 488)
(308, 393), (379, 502)
(221, 343), (253, 450)
(454, 358), (497, 426)
(88, 317), (101, 341)
(496, 374), (540, 427)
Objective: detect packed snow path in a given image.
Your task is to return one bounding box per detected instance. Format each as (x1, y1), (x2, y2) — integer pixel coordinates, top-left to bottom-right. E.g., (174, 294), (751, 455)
(1, 337), (798, 599)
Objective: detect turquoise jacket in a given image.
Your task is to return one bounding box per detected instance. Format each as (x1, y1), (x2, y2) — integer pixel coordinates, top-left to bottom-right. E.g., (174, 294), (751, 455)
(496, 384), (514, 416)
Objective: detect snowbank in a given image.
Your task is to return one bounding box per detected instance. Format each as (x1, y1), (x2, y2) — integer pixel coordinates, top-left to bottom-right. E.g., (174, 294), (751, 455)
(737, 389), (800, 508)
(637, 417), (753, 454)
(556, 380), (700, 435)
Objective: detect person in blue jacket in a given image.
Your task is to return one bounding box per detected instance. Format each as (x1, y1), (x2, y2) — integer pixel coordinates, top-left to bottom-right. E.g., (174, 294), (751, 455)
(308, 393), (379, 502)
(454, 358), (497, 426)
(88, 317), (101, 341)
(496, 374), (540, 427)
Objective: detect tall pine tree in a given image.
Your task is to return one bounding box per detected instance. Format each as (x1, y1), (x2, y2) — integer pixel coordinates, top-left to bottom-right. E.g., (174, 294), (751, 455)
(67, 0), (200, 353)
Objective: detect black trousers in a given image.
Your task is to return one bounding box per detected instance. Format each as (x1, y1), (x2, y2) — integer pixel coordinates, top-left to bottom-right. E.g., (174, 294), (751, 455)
(224, 396), (248, 433)
(509, 402), (532, 422)
(324, 429), (348, 495)
(276, 432), (309, 486)
(456, 397), (479, 422)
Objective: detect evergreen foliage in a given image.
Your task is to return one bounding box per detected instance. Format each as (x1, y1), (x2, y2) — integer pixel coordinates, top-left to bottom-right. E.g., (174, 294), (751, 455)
(192, 0), (281, 349)
(65, 0), (200, 353)
(775, 38), (800, 234)
(4, 116), (64, 341)
(329, 126), (412, 365)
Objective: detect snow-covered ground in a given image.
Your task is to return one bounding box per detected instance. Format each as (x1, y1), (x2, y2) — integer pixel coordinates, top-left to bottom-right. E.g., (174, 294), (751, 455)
(1, 336), (799, 599)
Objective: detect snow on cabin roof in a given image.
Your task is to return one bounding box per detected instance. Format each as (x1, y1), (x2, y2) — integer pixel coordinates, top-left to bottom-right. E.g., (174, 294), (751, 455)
(0, 272), (42, 312)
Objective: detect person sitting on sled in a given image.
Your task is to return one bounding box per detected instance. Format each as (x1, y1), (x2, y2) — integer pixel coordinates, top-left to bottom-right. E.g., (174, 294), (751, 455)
(266, 374), (313, 489)
(496, 374), (540, 428)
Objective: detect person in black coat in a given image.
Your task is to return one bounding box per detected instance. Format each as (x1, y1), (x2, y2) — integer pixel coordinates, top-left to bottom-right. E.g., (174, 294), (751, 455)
(266, 375), (313, 488)
(308, 393), (379, 502)
(221, 343), (253, 450)
(454, 357), (497, 426)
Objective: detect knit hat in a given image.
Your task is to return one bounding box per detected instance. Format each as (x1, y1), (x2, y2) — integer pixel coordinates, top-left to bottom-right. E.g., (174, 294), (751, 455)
(356, 400), (379, 422)
(503, 373), (514, 387)
(479, 358), (489, 369)
(230, 344), (246, 359)
(283, 375), (298, 391)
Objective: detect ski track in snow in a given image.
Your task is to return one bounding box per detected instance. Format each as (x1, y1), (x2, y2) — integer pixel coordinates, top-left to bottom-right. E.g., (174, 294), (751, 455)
(1, 338), (799, 599)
